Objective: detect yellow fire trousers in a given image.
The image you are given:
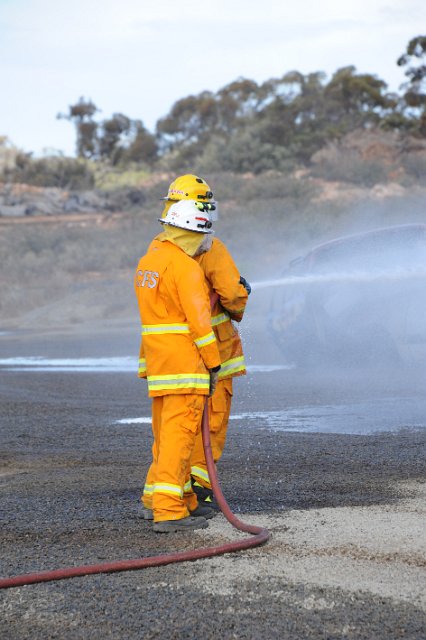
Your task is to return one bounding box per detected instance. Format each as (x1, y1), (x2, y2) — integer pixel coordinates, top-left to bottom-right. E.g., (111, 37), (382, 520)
(190, 378), (233, 489)
(142, 394), (204, 522)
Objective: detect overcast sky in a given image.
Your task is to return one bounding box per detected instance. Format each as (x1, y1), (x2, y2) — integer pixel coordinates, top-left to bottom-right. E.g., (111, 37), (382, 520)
(1, 0), (424, 156)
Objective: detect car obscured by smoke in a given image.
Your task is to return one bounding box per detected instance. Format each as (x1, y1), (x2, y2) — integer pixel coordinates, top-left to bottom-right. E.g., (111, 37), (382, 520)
(270, 224), (426, 368)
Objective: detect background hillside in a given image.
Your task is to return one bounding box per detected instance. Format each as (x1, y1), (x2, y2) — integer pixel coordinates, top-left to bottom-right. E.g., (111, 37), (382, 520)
(1, 36), (425, 330)
(1, 155), (425, 331)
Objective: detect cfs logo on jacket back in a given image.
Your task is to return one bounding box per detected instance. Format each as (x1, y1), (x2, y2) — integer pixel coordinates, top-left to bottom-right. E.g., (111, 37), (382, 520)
(136, 270), (159, 288)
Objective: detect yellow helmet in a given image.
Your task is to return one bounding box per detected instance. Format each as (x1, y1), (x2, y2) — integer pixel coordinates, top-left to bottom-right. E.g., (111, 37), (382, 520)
(161, 174), (217, 219)
(163, 174), (214, 203)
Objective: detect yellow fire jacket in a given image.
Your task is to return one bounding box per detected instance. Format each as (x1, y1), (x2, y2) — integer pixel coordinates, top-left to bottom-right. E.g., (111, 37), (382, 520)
(135, 240), (221, 396)
(194, 237), (248, 380)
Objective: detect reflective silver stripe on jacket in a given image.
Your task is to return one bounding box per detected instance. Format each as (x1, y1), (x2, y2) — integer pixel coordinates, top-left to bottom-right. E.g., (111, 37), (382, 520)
(194, 331), (216, 348)
(147, 373), (210, 392)
(141, 323), (190, 335)
(211, 312), (230, 326)
(218, 355), (246, 378)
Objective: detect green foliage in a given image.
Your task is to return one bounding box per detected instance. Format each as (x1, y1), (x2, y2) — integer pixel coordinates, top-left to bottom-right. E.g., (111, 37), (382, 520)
(92, 163), (150, 191)
(198, 130), (295, 174)
(57, 97), (99, 158)
(397, 36), (426, 84)
(156, 78), (267, 157)
(156, 66), (399, 171)
(4, 154), (94, 189)
(98, 113), (132, 161)
(42, 36), (426, 179)
(121, 123), (158, 164)
(397, 35), (426, 135)
(59, 99), (158, 165)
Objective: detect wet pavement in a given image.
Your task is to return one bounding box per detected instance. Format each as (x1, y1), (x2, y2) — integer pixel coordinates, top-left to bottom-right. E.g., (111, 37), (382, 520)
(0, 328), (425, 639)
(120, 398), (426, 436)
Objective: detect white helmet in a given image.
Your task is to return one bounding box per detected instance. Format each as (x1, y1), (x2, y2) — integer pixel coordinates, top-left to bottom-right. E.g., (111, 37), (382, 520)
(159, 199), (213, 234)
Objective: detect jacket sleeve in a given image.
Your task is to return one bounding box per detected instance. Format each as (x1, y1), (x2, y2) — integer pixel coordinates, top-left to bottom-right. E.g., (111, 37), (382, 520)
(199, 238), (248, 322)
(175, 260), (221, 371)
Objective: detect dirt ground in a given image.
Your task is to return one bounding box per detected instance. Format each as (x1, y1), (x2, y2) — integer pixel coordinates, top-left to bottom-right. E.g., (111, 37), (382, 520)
(0, 327), (425, 639)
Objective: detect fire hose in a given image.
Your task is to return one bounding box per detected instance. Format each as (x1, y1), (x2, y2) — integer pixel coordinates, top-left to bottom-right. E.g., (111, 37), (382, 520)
(0, 401), (270, 589)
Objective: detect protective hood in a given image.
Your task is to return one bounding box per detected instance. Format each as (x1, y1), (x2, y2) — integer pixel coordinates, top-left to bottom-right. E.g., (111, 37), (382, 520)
(161, 201), (172, 219)
(161, 225), (206, 257)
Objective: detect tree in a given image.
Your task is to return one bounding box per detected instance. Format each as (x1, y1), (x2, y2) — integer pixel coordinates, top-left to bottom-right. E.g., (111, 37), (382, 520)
(397, 36), (426, 135)
(216, 78), (265, 128)
(122, 121), (158, 165)
(156, 78), (266, 161)
(259, 71), (328, 162)
(323, 66), (392, 129)
(57, 97), (99, 158)
(59, 100), (158, 166)
(98, 113), (132, 162)
(156, 91), (218, 153)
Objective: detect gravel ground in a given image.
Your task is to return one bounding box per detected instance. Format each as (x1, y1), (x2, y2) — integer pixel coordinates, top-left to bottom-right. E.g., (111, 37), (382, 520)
(1, 328), (425, 639)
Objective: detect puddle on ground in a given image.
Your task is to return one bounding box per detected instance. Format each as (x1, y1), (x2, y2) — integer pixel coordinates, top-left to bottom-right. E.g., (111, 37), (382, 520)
(0, 356), (135, 372)
(117, 398), (426, 435)
(228, 401), (426, 435)
(0, 357), (292, 374)
(2, 358), (424, 436)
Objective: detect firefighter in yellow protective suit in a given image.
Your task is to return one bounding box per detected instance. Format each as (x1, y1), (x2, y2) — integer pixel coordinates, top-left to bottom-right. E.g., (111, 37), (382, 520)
(150, 175), (251, 508)
(135, 198), (221, 533)
(191, 235), (250, 506)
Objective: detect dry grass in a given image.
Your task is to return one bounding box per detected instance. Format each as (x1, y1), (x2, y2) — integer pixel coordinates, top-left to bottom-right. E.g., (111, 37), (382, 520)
(1, 171), (426, 326)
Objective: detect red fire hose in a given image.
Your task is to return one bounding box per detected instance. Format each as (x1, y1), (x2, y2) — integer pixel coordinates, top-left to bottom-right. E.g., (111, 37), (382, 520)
(0, 402), (270, 589)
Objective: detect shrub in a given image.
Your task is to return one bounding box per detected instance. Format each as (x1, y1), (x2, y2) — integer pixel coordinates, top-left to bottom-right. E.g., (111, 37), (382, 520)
(4, 155), (94, 189)
(401, 153), (426, 181)
(197, 132), (296, 175)
(311, 151), (390, 186)
(93, 163), (150, 191)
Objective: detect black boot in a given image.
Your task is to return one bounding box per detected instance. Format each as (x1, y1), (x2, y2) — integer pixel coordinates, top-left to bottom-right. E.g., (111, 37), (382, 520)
(191, 477), (219, 510)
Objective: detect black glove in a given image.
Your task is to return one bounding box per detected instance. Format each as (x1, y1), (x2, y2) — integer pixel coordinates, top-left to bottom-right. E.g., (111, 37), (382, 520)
(239, 276), (251, 295)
